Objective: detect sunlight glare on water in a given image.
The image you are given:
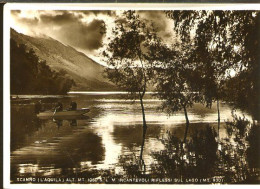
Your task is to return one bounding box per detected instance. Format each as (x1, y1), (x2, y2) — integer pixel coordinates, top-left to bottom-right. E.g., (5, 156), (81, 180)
(10, 92), (253, 180)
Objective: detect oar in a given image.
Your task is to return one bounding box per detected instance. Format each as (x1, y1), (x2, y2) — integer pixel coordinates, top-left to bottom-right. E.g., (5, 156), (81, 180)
(52, 108), (57, 122)
(53, 108), (57, 116)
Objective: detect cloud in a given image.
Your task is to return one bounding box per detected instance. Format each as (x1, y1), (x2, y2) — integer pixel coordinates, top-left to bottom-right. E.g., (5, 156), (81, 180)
(10, 10), (175, 65)
(75, 10), (116, 17)
(57, 18), (106, 50)
(18, 17), (39, 26)
(11, 10), (39, 26)
(114, 17), (127, 25)
(138, 10), (176, 43)
(40, 11), (82, 25)
(11, 10), (21, 15)
(11, 10), (107, 51)
(110, 10), (176, 44)
(138, 11), (167, 31)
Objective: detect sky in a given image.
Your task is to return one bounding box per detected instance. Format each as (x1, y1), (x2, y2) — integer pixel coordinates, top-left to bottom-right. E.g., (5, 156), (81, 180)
(10, 10), (176, 66)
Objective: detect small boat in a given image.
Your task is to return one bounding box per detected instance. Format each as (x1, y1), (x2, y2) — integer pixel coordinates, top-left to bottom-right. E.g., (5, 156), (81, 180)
(37, 108), (90, 118)
(38, 115), (90, 120)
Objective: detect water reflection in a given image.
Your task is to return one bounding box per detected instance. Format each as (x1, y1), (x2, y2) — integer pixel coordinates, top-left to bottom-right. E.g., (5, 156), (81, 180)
(12, 127), (105, 178)
(121, 116), (259, 184)
(10, 94), (258, 184)
(113, 124), (161, 149)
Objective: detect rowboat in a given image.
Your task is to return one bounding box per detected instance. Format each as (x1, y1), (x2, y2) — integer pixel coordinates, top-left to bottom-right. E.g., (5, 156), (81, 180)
(38, 115), (90, 120)
(37, 108), (90, 118)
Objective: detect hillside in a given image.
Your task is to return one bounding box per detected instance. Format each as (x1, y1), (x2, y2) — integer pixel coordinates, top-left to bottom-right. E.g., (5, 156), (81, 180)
(11, 29), (115, 91)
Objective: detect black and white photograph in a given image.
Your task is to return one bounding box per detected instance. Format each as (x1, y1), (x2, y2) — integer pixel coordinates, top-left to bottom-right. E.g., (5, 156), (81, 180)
(3, 3), (260, 186)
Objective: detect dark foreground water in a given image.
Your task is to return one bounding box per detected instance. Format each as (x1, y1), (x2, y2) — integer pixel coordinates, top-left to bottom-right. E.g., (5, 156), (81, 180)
(10, 92), (259, 184)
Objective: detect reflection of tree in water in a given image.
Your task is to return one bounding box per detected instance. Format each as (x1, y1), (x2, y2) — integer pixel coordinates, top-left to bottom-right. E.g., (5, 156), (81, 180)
(60, 132), (105, 166)
(139, 126), (147, 173)
(149, 125), (218, 181)
(246, 123), (260, 171)
(53, 119), (63, 129)
(69, 119), (77, 126)
(117, 124), (150, 177)
(113, 124), (161, 150)
(118, 113), (259, 184)
(218, 113), (259, 183)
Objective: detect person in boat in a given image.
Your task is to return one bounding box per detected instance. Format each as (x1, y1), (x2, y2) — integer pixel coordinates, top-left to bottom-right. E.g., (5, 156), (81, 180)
(69, 101), (77, 111)
(34, 100), (42, 114)
(55, 102), (63, 112)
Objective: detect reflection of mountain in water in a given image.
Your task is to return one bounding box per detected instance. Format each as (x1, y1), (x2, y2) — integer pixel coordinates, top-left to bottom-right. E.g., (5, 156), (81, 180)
(11, 131), (104, 178)
(11, 105), (43, 151)
(11, 113), (105, 178)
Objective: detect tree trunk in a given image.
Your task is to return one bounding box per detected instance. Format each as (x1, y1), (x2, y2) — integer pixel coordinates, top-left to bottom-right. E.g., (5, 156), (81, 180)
(183, 105), (190, 143)
(217, 98), (220, 138)
(139, 96), (147, 160)
(140, 96), (147, 129)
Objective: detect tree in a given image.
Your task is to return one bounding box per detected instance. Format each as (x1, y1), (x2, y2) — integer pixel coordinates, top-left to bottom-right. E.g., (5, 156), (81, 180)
(165, 10), (260, 132)
(152, 42), (204, 143)
(103, 11), (159, 160)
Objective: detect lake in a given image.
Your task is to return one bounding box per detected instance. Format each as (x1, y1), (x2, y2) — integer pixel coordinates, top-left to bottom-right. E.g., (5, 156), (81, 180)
(10, 92), (254, 183)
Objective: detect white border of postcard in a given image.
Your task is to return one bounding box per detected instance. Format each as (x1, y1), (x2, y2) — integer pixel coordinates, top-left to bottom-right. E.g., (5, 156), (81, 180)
(3, 3), (260, 189)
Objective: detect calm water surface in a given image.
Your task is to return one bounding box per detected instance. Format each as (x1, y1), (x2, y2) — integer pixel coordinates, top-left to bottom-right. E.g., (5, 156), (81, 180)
(10, 92), (252, 181)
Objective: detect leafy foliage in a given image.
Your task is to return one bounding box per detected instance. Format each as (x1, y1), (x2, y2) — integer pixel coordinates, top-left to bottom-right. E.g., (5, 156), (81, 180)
(103, 11), (159, 100)
(153, 43), (204, 114)
(223, 70), (260, 120)
(246, 123), (260, 169)
(225, 110), (250, 138)
(165, 10), (260, 117)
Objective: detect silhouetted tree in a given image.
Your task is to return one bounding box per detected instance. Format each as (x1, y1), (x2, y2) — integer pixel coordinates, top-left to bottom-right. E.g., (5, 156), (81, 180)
(152, 43), (203, 143)
(165, 10), (260, 131)
(103, 11), (159, 160)
(246, 123), (260, 170)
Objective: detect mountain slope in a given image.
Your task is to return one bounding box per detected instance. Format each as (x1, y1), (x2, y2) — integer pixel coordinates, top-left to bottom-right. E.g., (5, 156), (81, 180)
(11, 29), (115, 91)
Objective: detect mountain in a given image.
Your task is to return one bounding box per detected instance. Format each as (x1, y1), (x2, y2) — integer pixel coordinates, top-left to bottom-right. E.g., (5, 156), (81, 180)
(11, 29), (115, 91)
